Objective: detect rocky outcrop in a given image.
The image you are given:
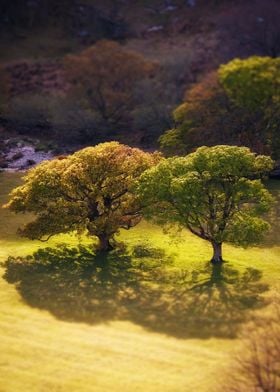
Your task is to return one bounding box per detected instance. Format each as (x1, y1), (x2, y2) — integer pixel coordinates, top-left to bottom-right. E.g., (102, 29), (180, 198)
(1, 140), (53, 171)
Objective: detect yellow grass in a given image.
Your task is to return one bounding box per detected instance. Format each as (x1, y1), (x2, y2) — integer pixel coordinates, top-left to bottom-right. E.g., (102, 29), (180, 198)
(0, 172), (279, 392)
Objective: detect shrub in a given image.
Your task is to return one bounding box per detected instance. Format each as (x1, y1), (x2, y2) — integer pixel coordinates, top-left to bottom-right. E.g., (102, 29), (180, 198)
(4, 94), (52, 136)
(48, 96), (103, 144)
(64, 40), (157, 131)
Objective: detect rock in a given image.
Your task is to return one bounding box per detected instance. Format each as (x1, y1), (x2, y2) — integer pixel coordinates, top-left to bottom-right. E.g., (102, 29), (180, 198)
(4, 143), (53, 170)
(11, 152), (24, 161)
(162, 5), (177, 13)
(146, 25), (164, 33)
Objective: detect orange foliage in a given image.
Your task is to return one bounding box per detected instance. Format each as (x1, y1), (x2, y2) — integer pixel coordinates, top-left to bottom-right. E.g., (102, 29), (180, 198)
(64, 40), (156, 129)
(184, 71), (220, 104)
(169, 71), (270, 155)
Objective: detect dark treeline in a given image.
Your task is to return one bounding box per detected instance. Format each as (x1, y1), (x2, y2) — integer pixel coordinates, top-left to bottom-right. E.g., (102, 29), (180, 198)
(0, 0), (129, 40)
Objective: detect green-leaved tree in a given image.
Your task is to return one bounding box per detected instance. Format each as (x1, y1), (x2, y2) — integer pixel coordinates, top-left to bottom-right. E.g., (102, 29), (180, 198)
(137, 145), (274, 263)
(160, 56), (280, 158)
(5, 142), (160, 251)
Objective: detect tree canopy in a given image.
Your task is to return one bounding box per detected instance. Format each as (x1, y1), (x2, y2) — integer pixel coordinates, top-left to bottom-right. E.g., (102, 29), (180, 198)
(160, 56), (280, 158)
(64, 40), (156, 131)
(137, 145), (274, 263)
(219, 56), (280, 110)
(6, 142), (160, 251)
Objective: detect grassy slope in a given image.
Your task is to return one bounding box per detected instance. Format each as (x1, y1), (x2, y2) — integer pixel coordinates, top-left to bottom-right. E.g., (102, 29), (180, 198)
(0, 172), (279, 392)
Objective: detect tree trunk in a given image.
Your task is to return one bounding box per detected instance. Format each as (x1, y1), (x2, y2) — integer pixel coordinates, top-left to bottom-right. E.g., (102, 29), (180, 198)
(211, 242), (223, 264)
(97, 234), (113, 252)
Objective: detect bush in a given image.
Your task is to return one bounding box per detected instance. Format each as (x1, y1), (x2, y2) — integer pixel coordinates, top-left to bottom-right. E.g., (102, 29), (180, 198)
(3, 94), (109, 144)
(48, 97), (103, 144)
(131, 48), (192, 146)
(4, 94), (52, 136)
(132, 103), (173, 145)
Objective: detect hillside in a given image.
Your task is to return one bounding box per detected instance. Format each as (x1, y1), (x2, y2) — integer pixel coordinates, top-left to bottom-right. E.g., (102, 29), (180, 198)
(0, 0), (280, 162)
(2, 1), (279, 85)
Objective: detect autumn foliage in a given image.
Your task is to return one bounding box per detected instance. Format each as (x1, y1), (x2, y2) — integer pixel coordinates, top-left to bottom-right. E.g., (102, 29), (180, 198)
(5, 142), (160, 251)
(64, 40), (156, 130)
(160, 56), (280, 158)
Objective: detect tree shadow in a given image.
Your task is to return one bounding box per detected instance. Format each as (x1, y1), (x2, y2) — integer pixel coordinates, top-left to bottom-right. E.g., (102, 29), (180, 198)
(2, 244), (269, 339)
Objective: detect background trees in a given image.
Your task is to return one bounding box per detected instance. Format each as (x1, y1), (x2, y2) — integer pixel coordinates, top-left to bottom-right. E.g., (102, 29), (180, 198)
(6, 142), (160, 251)
(219, 56), (280, 157)
(160, 56), (280, 158)
(137, 145), (274, 263)
(64, 40), (156, 132)
(219, 57), (280, 110)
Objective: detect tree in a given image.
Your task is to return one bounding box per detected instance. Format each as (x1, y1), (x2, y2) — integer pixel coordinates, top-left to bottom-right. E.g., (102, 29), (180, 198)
(64, 40), (156, 131)
(219, 56), (280, 111)
(219, 56), (280, 158)
(137, 145), (274, 263)
(160, 56), (280, 158)
(159, 72), (245, 155)
(5, 142), (160, 251)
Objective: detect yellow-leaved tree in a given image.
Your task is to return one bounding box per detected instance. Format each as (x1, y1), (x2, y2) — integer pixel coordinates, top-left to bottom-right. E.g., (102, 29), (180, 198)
(5, 142), (161, 251)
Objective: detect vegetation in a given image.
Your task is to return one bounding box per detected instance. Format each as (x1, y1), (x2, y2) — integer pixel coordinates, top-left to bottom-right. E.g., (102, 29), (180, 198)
(160, 56), (280, 158)
(219, 57), (280, 110)
(4, 94), (52, 136)
(225, 0), (280, 58)
(5, 142), (160, 251)
(64, 40), (156, 132)
(1, 2), (280, 391)
(0, 172), (280, 392)
(0, 65), (9, 110)
(219, 56), (280, 157)
(137, 146), (274, 263)
(0, 0), (128, 42)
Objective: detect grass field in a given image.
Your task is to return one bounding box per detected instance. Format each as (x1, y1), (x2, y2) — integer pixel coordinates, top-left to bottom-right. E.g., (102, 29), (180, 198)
(0, 172), (280, 392)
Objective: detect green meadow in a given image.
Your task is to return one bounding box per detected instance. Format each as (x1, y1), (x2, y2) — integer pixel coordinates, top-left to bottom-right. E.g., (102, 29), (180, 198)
(0, 171), (280, 392)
